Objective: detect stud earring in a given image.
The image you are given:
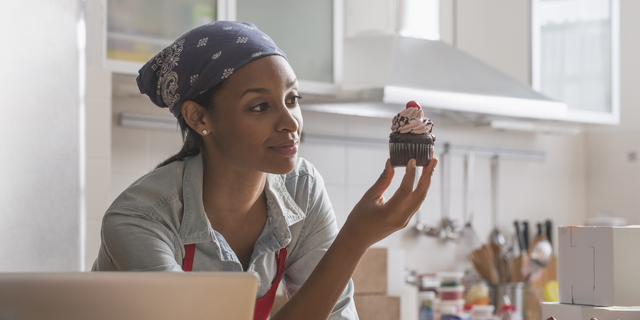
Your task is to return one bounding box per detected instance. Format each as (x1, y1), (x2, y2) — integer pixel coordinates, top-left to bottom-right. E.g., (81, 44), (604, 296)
(202, 129), (208, 135)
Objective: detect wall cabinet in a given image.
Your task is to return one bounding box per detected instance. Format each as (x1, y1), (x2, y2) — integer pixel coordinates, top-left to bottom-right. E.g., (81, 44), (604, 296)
(452, 0), (619, 125)
(105, 0), (341, 95)
(106, 0), (222, 74)
(532, 0), (620, 125)
(237, 0), (342, 95)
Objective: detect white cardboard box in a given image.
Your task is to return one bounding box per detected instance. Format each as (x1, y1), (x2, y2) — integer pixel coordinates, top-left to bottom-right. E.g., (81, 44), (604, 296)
(543, 302), (640, 320)
(558, 226), (640, 306)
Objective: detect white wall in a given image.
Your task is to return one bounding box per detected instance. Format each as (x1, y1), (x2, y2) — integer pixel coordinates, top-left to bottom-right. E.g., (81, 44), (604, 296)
(585, 0), (640, 225)
(0, 0), (84, 271)
(84, 0), (113, 271)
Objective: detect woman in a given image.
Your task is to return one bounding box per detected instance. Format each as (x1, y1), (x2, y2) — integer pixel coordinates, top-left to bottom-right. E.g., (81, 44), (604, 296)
(93, 21), (438, 320)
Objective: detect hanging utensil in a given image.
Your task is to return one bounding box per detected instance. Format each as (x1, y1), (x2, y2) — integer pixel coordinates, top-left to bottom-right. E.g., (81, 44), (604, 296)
(545, 220), (553, 248)
(528, 222), (545, 254)
(458, 153), (481, 270)
(459, 152), (479, 244)
(524, 239), (553, 282)
(512, 221), (529, 283)
(440, 143), (457, 240)
(489, 155), (506, 248)
(523, 221), (530, 252)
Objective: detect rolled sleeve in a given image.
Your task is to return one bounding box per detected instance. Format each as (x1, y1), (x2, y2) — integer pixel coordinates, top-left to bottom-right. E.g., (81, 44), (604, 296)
(92, 209), (183, 272)
(282, 166), (359, 319)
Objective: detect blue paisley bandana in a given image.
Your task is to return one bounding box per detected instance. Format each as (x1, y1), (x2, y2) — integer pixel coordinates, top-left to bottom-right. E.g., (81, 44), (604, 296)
(136, 21), (287, 117)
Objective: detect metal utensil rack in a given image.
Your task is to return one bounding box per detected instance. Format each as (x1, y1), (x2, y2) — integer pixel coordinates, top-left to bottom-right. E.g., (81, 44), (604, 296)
(301, 133), (546, 162)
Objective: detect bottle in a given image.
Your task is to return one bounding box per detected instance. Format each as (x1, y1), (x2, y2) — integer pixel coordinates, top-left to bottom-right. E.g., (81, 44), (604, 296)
(419, 291), (435, 320)
(498, 304), (514, 320)
(441, 305), (462, 320)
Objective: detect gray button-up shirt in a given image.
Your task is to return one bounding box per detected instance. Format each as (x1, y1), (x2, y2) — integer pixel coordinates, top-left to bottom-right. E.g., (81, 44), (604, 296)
(92, 154), (358, 319)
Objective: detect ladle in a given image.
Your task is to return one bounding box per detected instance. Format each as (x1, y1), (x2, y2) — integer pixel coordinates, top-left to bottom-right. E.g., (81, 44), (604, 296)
(524, 239), (553, 282)
(489, 155), (506, 247)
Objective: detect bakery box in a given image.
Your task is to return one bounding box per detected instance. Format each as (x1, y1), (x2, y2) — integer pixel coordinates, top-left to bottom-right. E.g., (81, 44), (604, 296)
(558, 225), (640, 306)
(543, 302), (640, 320)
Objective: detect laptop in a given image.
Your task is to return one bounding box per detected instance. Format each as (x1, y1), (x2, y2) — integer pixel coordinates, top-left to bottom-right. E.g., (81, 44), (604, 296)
(0, 272), (258, 320)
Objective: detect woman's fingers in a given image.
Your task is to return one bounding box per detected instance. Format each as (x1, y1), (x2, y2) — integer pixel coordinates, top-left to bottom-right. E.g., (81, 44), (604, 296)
(387, 159), (417, 207)
(407, 158), (438, 207)
(363, 159), (395, 199)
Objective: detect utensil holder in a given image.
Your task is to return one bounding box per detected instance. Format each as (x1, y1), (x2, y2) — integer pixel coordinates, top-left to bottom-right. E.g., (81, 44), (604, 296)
(491, 282), (526, 320)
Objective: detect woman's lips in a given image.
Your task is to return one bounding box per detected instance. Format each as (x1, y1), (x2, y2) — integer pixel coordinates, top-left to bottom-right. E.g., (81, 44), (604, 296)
(269, 140), (298, 156)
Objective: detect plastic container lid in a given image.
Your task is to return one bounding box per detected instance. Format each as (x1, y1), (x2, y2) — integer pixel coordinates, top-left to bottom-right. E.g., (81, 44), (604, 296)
(419, 291), (436, 300)
(436, 299), (466, 306)
(438, 286), (465, 292)
(440, 305), (459, 315)
(471, 304), (495, 315)
(437, 271), (465, 280)
(420, 274), (441, 289)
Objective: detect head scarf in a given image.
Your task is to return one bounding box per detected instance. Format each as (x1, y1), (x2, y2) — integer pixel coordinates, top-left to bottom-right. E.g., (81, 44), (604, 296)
(136, 21), (287, 117)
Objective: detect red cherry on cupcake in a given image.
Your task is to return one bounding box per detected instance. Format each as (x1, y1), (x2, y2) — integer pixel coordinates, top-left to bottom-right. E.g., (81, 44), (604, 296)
(406, 101), (421, 109)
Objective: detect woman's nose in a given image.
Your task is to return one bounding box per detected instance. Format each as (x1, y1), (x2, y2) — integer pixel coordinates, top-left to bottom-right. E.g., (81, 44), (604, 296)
(275, 102), (300, 133)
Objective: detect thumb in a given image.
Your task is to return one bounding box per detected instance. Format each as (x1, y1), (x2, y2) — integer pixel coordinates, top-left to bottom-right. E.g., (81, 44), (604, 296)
(364, 158), (394, 199)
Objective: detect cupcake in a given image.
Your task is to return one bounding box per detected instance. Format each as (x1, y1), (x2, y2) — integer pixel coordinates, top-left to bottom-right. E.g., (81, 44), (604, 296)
(389, 101), (435, 167)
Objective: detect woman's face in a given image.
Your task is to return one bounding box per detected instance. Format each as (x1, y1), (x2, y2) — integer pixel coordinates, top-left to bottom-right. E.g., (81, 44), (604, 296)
(204, 55), (303, 175)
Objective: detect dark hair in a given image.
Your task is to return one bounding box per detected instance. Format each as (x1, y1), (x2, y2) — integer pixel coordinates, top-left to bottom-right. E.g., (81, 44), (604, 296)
(155, 83), (224, 168)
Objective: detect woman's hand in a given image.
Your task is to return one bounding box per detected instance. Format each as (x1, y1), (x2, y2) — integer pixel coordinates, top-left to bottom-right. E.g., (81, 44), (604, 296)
(341, 158), (438, 250)
(272, 157), (437, 320)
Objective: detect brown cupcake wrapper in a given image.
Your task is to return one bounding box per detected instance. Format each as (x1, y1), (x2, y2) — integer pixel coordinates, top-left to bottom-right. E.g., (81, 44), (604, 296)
(389, 143), (434, 167)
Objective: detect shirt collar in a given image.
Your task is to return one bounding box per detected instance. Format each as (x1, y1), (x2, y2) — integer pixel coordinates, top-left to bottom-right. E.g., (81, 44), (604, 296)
(178, 154), (306, 246)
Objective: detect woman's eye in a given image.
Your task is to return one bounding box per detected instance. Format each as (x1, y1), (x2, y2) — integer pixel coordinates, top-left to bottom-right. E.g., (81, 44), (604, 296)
(288, 95), (302, 105)
(250, 103), (269, 112)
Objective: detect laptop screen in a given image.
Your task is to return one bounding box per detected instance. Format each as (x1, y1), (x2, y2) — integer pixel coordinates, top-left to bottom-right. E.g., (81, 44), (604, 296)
(0, 272), (257, 320)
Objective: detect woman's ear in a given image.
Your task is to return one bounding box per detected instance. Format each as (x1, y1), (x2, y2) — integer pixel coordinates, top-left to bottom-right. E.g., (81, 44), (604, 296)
(181, 101), (210, 135)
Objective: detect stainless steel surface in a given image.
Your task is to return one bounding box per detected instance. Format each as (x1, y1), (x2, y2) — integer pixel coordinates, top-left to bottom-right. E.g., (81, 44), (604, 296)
(0, 0), (85, 271)
(493, 282), (526, 320)
(441, 144), (451, 219)
(457, 153), (480, 264)
(490, 156), (506, 248)
(302, 35), (567, 120)
(528, 240), (553, 278)
(463, 152), (475, 223)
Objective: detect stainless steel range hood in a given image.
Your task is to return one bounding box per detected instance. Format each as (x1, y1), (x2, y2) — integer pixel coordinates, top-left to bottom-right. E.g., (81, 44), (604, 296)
(302, 35), (568, 121)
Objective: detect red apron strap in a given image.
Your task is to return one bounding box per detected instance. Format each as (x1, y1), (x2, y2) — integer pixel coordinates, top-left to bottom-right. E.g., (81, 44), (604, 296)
(181, 244), (287, 320)
(253, 247), (287, 320)
(182, 243), (196, 272)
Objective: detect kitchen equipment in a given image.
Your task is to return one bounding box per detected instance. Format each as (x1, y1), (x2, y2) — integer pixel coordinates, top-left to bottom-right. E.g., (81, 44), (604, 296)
(415, 144), (458, 240)
(494, 283), (526, 320)
(458, 153), (481, 267)
(528, 222), (546, 254)
(440, 145), (458, 241)
(542, 219), (558, 292)
(489, 155), (506, 248)
(522, 221), (530, 252)
(525, 240), (553, 282)
(499, 253), (512, 284)
(471, 305), (495, 320)
(437, 272), (465, 287)
(469, 244), (499, 286)
(511, 221), (528, 283)
(545, 220), (553, 247)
